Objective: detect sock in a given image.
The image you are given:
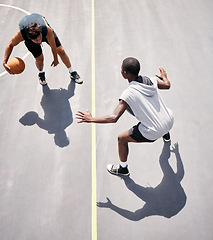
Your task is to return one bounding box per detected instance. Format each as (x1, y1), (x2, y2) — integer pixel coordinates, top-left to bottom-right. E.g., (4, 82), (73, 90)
(39, 70), (44, 74)
(120, 161), (128, 168)
(68, 67), (74, 73)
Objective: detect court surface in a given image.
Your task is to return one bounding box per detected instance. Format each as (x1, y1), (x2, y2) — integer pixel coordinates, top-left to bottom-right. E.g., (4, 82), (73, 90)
(0, 1), (213, 239)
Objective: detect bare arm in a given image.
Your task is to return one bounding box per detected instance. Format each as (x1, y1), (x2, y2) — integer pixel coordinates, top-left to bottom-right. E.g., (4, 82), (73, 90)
(3, 30), (24, 74)
(46, 26), (59, 67)
(76, 100), (128, 123)
(155, 67), (171, 89)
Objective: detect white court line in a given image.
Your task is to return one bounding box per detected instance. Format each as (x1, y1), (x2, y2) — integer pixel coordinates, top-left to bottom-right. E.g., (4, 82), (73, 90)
(0, 4), (31, 77)
(0, 4), (30, 15)
(0, 52), (30, 77)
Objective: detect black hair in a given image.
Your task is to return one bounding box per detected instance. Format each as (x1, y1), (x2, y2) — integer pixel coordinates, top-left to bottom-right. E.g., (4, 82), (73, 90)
(122, 57), (140, 76)
(25, 23), (42, 39)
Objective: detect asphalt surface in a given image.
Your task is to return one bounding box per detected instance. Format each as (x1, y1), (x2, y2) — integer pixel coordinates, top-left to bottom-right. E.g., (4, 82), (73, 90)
(0, 1), (213, 240)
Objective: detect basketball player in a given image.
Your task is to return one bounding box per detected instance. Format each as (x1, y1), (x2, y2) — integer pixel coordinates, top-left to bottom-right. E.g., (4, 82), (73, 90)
(76, 57), (173, 176)
(3, 13), (82, 85)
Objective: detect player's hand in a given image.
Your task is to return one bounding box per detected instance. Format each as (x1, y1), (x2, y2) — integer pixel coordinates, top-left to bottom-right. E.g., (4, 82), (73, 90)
(3, 63), (14, 74)
(155, 67), (167, 80)
(51, 59), (59, 67)
(76, 110), (92, 123)
(156, 67), (171, 89)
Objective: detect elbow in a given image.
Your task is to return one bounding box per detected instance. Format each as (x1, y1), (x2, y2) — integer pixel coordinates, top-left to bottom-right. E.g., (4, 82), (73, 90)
(6, 41), (14, 52)
(111, 117), (118, 123)
(8, 41), (14, 48)
(109, 115), (119, 123)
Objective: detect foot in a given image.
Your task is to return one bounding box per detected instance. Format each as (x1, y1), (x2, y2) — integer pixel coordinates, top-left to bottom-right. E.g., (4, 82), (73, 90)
(107, 164), (130, 176)
(70, 71), (83, 84)
(163, 132), (171, 142)
(38, 72), (47, 85)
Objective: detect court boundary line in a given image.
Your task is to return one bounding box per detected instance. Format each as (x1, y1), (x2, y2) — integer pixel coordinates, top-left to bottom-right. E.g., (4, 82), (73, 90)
(91, 0), (97, 239)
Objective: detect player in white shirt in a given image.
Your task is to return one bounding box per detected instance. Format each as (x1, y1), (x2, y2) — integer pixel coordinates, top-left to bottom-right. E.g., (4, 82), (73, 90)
(76, 57), (173, 176)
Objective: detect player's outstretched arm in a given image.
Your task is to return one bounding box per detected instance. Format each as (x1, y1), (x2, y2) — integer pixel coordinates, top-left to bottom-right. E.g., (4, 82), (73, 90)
(155, 67), (171, 89)
(3, 31), (24, 74)
(76, 100), (128, 124)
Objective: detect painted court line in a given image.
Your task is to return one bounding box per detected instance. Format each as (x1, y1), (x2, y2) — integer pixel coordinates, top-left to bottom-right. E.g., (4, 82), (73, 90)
(0, 3), (30, 15)
(0, 4), (30, 78)
(91, 0), (97, 239)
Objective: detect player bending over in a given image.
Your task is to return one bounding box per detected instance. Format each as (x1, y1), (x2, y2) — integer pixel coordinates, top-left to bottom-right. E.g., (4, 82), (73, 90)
(3, 13), (82, 85)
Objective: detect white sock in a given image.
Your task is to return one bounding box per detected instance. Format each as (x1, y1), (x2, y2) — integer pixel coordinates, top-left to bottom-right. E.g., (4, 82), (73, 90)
(39, 70), (44, 74)
(68, 67), (74, 73)
(120, 161), (128, 168)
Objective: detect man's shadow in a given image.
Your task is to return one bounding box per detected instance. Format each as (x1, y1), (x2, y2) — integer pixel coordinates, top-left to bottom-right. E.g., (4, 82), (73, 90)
(19, 80), (76, 148)
(97, 142), (187, 221)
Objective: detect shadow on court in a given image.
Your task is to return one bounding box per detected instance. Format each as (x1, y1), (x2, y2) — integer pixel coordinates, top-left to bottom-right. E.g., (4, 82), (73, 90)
(97, 142), (187, 221)
(19, 79), (76, 148)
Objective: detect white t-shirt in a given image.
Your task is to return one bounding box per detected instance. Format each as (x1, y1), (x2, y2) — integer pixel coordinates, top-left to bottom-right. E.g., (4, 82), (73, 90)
(119, 76), (174, 140)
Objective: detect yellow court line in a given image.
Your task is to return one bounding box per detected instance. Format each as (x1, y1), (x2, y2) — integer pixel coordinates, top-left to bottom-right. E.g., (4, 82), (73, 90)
(91, 0), (97, 240)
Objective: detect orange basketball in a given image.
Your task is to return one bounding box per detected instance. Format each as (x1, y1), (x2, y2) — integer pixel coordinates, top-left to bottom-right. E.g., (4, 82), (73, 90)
(7, 57), (25, 74)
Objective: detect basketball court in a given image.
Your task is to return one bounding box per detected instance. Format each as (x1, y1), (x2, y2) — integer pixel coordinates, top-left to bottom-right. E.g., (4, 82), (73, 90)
(0, 1), (213, 239)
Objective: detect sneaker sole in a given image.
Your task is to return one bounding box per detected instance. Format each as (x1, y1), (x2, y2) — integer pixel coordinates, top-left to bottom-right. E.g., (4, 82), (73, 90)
(39, 81), (47, 86)
(107, 164), (130, 176)
(38, 78), (47, 86)
(70, 75), (83, 84)
(72, 78), (83, 84)
(163, 138), (171, 142)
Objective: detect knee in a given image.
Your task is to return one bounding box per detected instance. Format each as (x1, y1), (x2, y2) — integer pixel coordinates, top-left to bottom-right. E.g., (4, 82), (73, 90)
(57, 46), (65, 56)
(118, 134), (126, 144)
(36, 54), (44, 63)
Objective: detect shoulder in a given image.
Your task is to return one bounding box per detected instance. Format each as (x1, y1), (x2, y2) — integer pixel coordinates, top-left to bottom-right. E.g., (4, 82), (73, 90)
(10, 30), (24, 45)
(119, 84), (134, 101)
(29, 13), (44, 20)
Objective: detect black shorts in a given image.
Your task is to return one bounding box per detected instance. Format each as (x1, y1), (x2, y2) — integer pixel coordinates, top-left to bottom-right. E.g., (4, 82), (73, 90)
(24, 31), (61, 58)
(128, 122), (156, 143)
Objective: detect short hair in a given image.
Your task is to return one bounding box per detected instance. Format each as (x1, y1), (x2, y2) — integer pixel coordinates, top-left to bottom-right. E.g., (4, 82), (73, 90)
(25, 23), (42, 39)
(122, 57), (140, 75)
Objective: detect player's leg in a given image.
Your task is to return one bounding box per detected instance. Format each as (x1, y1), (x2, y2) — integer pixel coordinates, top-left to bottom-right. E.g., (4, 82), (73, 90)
(118, 130), (137, 163)
(56, 45), (71, 68)
(107, 123), (155, 176)
(36, 54), (47, 85)
(24, 39), (46, 85)
(107, 130), (136, 176)
(35, 54), (44, 71)
(53, 32), (83, 84)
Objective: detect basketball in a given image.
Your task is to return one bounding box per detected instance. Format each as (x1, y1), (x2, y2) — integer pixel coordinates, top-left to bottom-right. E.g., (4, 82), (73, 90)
(7, 57), (25, 74)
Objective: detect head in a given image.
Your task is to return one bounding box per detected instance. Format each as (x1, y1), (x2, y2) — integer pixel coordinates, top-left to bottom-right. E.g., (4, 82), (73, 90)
(121, 57), (140, 80)
(25, 23), (42, 44)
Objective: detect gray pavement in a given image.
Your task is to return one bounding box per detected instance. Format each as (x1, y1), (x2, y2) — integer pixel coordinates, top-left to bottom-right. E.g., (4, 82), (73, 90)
(0, 0), (213, 239)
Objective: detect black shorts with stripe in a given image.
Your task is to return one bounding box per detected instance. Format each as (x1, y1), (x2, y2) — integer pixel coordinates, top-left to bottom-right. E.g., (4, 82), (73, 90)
(24, 31), (61, 58)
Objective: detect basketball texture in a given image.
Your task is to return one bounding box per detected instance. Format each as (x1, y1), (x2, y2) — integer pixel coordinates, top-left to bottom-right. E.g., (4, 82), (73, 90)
(7, 57), (25, 74)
